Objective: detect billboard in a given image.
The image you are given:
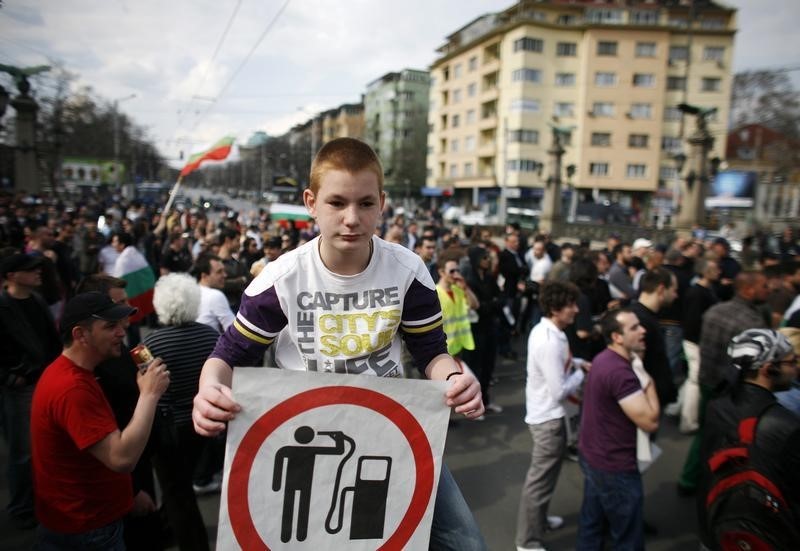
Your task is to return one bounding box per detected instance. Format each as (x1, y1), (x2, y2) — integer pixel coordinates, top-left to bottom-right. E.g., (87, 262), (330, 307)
(705, 170), (757, 208)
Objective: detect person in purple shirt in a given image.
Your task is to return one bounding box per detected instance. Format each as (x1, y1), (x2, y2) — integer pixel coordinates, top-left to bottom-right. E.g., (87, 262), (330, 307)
(577, 308), (660, 551)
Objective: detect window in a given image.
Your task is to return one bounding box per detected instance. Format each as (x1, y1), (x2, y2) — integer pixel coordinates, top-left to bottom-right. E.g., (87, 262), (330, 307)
(661, 136), (682, 151)
(452, 114), (460, 128)
(629, 103), (652, 119)
(595, 72), (617, 86)
(467, 82), (477, 97)
(464, 162), (474, 177)
(633, 73), (655, 87)
(660, 166), (678, 180)
(635, 42), (656, 57)
(449, 164), (458, 178)
(702, 77), (722, 92)
(466, 109), (476, 124)
(591, 132), (611, 147)
(628, 134), (649, 148)
(700, 18), (725, 29)
(508, 129), (540, 144)
(667, 76), (687, 90)
(586, 9), (623, 24)
(669, 45), (689, 61)
(453, 89), (462, 103)
(592, 102), (614, 117)
(703, 46), (725, 61)
(514, 37), (544, 53)
(630, 10), (659, 25)
(454, 64), (462, 79)
(589, 162), (609, 176)
(555, 72), (575, 86)
(664, 106), (682, 121)
(557, 14), (577, 25)
(554, 102), (574, 117)
(468, 56), (478, 71)
(510, 99), (540, 113)
(465, 136), (476, 151)
(512, 68), (542, 83)
(451, 139), (459, 152)
(507, 159), (543, 172)
(556, 42), (577, 56)
(627, 164), (647, 178)
(597, 41), (618, 56)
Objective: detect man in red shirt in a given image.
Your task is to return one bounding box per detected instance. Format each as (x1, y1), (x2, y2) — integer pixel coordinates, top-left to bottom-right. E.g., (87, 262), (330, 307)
(31, 292), (170, 549)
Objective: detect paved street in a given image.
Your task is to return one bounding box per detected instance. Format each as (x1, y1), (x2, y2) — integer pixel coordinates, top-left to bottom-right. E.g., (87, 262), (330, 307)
(0, 342), (699, 550)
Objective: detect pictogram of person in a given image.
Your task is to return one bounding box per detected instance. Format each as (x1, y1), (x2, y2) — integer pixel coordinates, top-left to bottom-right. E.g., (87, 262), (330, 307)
(273, 426), (345, 542)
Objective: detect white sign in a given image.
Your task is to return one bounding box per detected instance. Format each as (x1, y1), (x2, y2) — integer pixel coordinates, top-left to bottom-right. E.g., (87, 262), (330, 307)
(217, 368), (451, 550)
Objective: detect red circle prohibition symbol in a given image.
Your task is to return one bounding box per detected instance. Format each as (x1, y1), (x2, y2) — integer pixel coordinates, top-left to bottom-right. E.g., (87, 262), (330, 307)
(227, 385), (435, 550)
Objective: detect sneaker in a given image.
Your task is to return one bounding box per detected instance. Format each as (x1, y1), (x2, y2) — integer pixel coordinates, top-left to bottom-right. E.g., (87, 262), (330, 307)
(566, 444), (579, 462)
(473, 414), (486, 421)
(664, 401), (681, 417)
(485, 403), (504, 414)
(517, 546), (547, 551)
(547, 515), (564, 531)
(193, 478), (222, 495)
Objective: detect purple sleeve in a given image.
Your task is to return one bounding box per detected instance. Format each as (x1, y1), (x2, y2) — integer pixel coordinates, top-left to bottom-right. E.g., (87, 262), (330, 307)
(400, 278), (448, 375)
(210, 285), (288, 367)
(610, 363), (643, 402)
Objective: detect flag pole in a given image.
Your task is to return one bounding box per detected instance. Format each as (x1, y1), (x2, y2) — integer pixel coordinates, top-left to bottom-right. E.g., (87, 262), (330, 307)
(155, 175), (183, 235)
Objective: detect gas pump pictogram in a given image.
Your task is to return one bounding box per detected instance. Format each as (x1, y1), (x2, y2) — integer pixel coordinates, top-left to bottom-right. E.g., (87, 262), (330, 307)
(273, 425), (392, 543)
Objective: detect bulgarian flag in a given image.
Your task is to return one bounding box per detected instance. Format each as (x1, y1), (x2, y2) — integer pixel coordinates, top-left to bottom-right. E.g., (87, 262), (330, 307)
(111, 247), (155, 324)
(180, 136), (235, 177)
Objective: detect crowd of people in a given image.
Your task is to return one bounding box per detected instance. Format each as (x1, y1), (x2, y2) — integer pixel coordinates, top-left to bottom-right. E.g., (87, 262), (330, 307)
(1, 138), (799, 550)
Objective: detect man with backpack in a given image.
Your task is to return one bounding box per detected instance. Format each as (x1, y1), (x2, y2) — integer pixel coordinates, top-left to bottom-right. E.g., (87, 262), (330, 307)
(699, 329), (800, 550)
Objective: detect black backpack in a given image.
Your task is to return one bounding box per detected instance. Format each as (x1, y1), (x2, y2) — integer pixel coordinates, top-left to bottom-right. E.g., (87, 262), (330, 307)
(705, 401), (800, 550)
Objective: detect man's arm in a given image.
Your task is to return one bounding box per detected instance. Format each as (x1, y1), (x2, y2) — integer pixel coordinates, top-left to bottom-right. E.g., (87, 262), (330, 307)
(192, 357), (241, 436)
(211, 290), (236, 331)
(425, 353), (484, 419)
(619, 382), (660, 433)
(88, 360), (170, 473)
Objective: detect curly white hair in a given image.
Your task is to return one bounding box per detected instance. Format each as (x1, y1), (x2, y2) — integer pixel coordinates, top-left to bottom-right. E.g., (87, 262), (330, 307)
(152, 272), (201, 326)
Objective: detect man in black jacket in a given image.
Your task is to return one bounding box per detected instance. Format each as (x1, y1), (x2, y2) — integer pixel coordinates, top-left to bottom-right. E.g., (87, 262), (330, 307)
(698, 329), (800, 549)
(0, 252), (62, 529)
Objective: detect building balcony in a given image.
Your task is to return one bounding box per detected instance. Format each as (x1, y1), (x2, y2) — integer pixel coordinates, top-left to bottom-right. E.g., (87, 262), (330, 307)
(479, 115), (498, 130)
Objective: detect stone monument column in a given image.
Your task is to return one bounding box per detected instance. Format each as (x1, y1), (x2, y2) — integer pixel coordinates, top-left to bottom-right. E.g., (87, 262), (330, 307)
(538, 128), (566, 234)
(11, 92), (39, 194)
(675, 127), (713, 230)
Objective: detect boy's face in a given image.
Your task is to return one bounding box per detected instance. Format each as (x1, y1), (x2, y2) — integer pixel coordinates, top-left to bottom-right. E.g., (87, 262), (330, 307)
(303, 169), (384, 255)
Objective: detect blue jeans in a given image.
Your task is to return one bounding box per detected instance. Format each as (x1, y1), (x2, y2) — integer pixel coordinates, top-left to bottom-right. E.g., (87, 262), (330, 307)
(1, 384), (34, 519)
(577, 458), (644, 551)
(35, 519), (125, 550)
(430, 464), (487, 550)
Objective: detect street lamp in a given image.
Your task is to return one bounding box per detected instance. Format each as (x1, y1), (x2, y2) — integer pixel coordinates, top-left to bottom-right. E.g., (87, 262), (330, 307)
(113, 93), (136, 187)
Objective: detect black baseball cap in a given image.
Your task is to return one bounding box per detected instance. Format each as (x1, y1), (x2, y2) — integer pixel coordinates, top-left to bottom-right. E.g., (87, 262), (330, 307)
(265, 236), (282, 249)
(60, 292), (137, 335)
(0, 253), (43, 276)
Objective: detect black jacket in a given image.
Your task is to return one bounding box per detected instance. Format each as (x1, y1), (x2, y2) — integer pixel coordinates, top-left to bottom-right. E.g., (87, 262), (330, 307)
(0, 290), (62, 386)
(699, 383), (800, 548)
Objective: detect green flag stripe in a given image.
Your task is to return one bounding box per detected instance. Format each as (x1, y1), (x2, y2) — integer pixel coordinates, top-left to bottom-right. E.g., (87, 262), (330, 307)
(122, 265), (155, 297)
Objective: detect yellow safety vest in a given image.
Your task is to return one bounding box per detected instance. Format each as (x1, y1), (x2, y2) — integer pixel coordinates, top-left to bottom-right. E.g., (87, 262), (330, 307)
(436, 285), (475, 356)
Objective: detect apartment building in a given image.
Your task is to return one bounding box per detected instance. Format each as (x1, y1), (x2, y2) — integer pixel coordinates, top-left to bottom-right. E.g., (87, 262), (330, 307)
(364, 69), (431, 199)
(318, 102), (365, 145)
(427, 0), (735, 219)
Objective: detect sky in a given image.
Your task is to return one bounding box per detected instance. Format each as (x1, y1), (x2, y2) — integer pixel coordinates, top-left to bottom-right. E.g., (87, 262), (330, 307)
(1, 0), (799, 167)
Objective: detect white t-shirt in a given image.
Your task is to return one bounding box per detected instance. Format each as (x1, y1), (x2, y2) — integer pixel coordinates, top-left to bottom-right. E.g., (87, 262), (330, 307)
(196, 285), (235, 333)
(525, 317), (585, 425)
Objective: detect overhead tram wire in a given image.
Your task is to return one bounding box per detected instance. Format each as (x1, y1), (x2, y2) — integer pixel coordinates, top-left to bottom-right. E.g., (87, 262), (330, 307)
(185, 0), (293, 136)
(178, 0), (243, 130)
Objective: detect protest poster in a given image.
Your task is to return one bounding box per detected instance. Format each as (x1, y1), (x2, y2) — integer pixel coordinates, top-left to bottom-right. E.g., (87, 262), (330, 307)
(216, 368), (451, 550)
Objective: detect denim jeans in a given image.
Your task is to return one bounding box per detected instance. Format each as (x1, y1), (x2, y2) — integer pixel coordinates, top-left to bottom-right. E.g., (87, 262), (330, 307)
(430, 464), (487, 550)
(576, 458), (644, 551)
(35, 519), (125, 550)
(661, 324), (684, 380)
(1, 384), (34, 519)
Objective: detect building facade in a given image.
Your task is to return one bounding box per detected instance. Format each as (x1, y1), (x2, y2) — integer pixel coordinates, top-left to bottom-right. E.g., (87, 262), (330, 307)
(364, 69), (431, 201)
(426, 0), (735, 224)
(319, 102), (365, 145)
